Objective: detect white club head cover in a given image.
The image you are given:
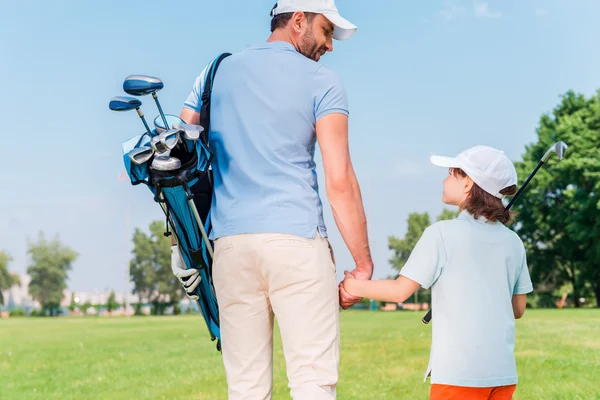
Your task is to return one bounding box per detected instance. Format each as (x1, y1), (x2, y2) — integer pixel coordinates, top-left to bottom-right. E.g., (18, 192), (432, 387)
(171, 244), (201, 300)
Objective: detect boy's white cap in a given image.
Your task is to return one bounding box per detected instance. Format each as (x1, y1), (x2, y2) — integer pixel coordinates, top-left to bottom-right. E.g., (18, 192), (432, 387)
(430, 145), (518, 199)
(270, 0), (357, 40)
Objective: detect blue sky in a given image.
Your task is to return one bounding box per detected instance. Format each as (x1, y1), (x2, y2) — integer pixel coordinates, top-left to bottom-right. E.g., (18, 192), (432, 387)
(1, 0), (599, 292)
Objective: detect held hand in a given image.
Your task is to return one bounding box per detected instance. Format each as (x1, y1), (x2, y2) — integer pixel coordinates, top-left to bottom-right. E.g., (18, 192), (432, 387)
(338, 267), (372, 310)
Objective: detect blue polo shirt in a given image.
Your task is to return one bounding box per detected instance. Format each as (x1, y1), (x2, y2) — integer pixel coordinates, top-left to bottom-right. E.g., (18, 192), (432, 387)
(183, 41), (349, 240)
(400, 210), (533, 387)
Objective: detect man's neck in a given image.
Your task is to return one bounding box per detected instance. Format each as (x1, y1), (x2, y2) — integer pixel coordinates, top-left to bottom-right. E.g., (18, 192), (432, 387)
(267, 31), (298, 51)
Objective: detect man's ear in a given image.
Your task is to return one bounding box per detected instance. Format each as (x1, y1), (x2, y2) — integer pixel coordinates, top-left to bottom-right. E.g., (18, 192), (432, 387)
(290, 11), (307, 34)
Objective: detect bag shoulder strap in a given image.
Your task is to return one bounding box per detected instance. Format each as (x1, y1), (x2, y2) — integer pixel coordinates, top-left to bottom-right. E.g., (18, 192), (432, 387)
(199, 52), (232, 143)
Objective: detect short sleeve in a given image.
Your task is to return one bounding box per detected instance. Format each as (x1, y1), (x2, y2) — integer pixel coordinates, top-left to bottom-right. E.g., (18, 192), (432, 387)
(313, 66), (349, 121)
(183, 63), (211, 113)
(514, 249), (533, 295)
(399, 225), (446, 290)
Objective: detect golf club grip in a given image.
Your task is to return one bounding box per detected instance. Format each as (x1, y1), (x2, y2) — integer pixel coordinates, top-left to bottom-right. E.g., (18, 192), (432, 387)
(422, 309), (432, 324)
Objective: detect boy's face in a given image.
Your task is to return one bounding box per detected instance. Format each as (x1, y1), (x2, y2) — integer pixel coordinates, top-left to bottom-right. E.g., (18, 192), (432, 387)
(442, 168), (473, 206)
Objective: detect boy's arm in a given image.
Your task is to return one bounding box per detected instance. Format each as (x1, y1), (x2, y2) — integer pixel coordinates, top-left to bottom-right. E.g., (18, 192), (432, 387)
(512, 294), (527, 319)
(512, 247), (532, 319)
(342, 272), (420, 303)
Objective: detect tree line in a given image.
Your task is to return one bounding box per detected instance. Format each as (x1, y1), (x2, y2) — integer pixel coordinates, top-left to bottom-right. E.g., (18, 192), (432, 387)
(2, 89), (599, 314)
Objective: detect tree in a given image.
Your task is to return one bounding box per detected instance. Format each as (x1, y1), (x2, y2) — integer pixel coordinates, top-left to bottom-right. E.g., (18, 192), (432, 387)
(389, 212), (431, 274)
(130, 221), (183, 314)
(388, 209), (459, 304)
(512, 90), (600, 307)
(69, 292), (77, 312)
(0, 251), (21, 310)
(437, 208), (460, 222)
(106, 290), (118, 313)
(26, 233), (78, 316)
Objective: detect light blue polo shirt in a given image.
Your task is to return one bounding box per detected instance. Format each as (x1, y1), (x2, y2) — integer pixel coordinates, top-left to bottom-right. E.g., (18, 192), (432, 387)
(183, 41), (349, 240)
(400, 210), (533, 388)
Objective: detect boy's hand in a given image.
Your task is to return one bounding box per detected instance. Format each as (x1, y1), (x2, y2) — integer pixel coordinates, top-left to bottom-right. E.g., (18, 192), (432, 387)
(339, 267), (371, 309)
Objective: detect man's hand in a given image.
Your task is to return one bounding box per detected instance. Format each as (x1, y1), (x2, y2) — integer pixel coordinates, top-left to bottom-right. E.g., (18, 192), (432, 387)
(338, 267), (372, 310)
(171, 244), (201, 301)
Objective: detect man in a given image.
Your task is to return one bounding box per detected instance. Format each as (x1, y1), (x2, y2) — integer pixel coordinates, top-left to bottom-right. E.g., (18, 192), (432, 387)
(176, 1), (373, 398)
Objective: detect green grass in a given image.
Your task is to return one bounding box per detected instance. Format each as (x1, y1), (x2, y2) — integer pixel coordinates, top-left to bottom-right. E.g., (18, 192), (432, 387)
(1, 309), (599, 399)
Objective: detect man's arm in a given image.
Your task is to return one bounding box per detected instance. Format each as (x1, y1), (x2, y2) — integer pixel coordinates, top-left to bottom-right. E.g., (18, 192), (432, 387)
(316, 113), (373, 308)
(512, 294), (527, 319)
(180, 108), (200, 125)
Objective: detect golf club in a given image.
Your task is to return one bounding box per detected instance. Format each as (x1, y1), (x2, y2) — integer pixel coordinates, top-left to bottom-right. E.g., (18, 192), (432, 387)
(123, 75), (169, 131)
(154, 114), (185, 135)
(189, 199), (214, 259)
(159, 129), (180, 150)
(151, 130), (179, 154)
(151, 155), (182, 171)
(151, 135), (169, 155)
(422, 141), (568, 324)
(173, 123), (204, 141)
(504, 141), (568, 210)
(109, 96), (152, 136)
(128, 146), (154, 165)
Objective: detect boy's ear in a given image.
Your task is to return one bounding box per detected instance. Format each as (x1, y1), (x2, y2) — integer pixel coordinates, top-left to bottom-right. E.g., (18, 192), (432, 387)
(464, 176), (475, 193)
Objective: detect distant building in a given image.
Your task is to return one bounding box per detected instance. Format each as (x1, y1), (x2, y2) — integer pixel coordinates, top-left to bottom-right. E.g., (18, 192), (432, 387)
(1, 274), (39, 311)
(1, 274), (138, 311)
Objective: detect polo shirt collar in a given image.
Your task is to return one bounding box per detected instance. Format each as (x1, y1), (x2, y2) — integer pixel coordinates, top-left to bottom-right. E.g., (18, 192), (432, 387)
(252, 41), (298, 53)
(458, 209), (492, 224)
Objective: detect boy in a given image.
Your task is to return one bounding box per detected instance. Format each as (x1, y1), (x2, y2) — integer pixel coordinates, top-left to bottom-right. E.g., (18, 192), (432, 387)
(342, 145), (533, 400)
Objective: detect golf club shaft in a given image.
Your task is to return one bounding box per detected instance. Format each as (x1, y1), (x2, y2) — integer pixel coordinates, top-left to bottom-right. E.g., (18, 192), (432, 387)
(153, 93), (170, 131)
(188, 199), (214, 259)
(136, 109), (153, 136)
(505, 160), (544, 210)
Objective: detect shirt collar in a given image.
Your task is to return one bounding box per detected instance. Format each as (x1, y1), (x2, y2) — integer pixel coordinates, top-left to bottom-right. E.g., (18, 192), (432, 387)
(458, 209), (491, 224)
(251, 41), (298, 53)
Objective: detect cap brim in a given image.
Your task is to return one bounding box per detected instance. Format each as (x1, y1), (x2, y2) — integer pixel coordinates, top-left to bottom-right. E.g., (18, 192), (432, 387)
(323, 12), (357, 40)
(430, 155), (460, 168)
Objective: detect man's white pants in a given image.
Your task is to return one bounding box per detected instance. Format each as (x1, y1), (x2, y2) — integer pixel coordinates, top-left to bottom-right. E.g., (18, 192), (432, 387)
(213, 232), (340, 400)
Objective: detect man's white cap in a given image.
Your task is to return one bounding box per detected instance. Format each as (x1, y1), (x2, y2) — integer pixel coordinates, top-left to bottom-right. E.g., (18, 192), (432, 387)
(270, 0), (357, 40)
(430, 145), (519, 199)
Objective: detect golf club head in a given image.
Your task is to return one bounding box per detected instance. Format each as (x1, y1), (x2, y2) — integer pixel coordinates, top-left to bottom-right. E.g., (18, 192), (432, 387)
(123, 75), (164, 96)
(128, 146), (154, 165)
(109, 96), (142, 111)
(542, 141), (568, 162)
(159, 129), (180, 150)
(151, 155), (181, 171)
(151, 135), (170, 155)
(154, 114), (185, 134)
(173, 123), (204, 141)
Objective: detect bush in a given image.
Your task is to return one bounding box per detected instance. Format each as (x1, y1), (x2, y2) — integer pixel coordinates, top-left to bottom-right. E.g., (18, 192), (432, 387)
(9, 308), (26, 317)
(134, 303), (144, 316)
(527, 291), (556, 309)
(29, 309), (46, 317)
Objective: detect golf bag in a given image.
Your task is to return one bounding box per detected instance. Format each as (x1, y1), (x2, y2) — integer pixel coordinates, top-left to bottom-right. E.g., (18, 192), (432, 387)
(120, 53), (231, 351)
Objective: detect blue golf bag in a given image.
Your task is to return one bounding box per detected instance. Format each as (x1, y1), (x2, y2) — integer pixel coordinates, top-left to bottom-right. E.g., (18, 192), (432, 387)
(119, 53), (231, 352)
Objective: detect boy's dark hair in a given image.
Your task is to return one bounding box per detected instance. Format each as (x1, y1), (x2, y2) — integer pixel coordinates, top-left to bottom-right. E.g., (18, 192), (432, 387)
(451, 168), (518, 225)
(270, 11), (317, 32)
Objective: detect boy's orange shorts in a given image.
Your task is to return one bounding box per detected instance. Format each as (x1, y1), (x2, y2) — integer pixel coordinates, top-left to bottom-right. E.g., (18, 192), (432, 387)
(430, 384), (516, 400)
